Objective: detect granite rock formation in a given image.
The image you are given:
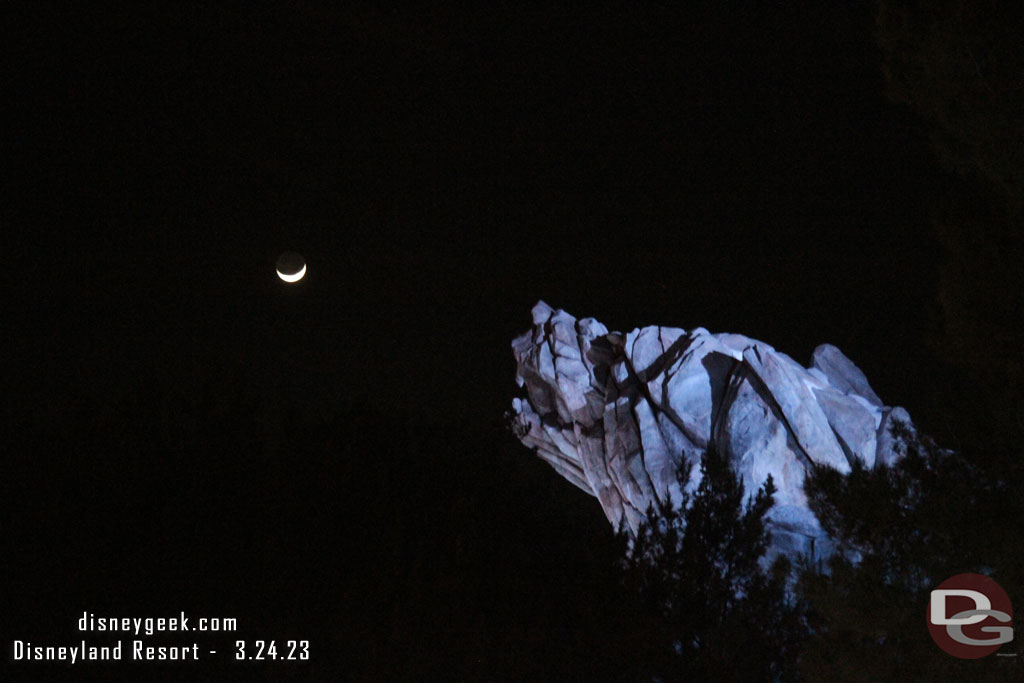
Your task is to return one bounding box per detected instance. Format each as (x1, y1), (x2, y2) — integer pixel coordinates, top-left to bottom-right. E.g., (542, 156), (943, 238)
(509, 301), (914, 563)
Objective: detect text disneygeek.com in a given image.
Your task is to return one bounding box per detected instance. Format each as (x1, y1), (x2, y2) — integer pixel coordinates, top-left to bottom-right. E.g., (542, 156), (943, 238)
(10, 612), (310, 665)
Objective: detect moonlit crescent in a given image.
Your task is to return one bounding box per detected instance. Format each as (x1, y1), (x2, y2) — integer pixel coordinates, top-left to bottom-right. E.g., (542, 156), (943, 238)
(277, 263), (306, 282)
(275, 251), (306, 283)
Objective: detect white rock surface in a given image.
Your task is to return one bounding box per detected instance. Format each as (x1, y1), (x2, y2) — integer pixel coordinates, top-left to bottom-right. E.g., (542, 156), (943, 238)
(509, 301), (914, 564)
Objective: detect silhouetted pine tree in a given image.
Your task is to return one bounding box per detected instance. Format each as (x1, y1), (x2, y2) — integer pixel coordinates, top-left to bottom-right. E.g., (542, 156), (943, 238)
(619, 443), (806, 682)
(796, 422), (1023, 682)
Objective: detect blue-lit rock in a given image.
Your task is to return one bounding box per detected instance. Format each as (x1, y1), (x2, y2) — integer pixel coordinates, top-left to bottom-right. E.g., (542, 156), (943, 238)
(510, 301), (914, 564)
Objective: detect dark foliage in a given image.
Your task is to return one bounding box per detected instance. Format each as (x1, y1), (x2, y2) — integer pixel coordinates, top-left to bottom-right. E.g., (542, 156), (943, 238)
(619, 445), (806, 682)
(797, 422), (1023, 681)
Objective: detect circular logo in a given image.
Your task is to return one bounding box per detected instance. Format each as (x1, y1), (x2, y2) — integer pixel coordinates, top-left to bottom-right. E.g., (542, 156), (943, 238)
(928, 573), (1013, 659)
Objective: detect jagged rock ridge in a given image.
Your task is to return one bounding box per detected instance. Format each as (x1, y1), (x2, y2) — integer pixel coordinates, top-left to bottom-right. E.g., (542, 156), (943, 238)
(509, 301), (913, 563)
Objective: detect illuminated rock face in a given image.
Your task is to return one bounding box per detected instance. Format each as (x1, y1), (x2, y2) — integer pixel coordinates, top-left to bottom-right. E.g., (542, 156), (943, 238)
(509, 301), (913, 563)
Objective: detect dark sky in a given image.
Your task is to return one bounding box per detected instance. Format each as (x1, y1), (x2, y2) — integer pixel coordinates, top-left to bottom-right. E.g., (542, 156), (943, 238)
(7, 3), (942, 423)
(5, 3), (957, 681)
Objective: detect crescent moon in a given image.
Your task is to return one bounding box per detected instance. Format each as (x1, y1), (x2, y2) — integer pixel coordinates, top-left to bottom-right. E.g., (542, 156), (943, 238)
(277, 263), (306, 283)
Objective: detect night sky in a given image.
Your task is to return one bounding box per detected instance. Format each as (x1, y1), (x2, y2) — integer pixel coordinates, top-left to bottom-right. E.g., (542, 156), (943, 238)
(4, 3), (987, 681)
